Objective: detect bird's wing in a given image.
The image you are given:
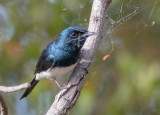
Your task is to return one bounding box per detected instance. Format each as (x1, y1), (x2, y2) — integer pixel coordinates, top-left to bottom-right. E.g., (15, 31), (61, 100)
(34, 49), (55, 74)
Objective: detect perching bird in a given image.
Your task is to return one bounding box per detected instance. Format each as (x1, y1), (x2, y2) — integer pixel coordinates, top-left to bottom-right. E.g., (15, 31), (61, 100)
(20, 27), (95, 99)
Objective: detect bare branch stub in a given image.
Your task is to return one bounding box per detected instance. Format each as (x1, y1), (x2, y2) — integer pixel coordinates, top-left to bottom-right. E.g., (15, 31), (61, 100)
(0, 93), (8, 115)
(46, 0), (112, 115)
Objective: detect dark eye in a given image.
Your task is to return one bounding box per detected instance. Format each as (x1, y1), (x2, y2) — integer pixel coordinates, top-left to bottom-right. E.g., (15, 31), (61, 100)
(70, 32), (78, 38)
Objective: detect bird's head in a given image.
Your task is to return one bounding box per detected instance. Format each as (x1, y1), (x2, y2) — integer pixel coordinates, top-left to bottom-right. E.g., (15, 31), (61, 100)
(59, 27), (96, 50)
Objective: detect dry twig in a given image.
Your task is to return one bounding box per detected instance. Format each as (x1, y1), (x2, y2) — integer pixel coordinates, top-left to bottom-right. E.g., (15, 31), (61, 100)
(0, 83), (30, 93)
(0, 83), (30, 115)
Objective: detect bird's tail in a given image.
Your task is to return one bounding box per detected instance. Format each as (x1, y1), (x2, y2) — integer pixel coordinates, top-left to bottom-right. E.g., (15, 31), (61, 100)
(20, 77), (39, 100)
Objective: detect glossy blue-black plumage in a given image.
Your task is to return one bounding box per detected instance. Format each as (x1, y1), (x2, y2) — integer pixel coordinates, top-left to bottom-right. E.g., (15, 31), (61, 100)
(20, 26), (95, 99)
(35, 27), (88, 73)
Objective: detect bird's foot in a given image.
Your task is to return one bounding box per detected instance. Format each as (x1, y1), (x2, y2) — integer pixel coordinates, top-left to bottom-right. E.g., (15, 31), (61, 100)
(59, 84), (68, 90)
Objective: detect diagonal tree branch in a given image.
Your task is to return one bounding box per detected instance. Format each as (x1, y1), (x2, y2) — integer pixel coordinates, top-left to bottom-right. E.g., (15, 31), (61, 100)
(46, 0), (112, 115)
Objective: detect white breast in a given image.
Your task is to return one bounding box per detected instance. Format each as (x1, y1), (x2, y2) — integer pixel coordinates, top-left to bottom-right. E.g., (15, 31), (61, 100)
(35, 62), (77, 80)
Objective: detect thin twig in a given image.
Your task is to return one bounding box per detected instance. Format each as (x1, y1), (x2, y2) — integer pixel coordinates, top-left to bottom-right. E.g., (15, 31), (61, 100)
(0, 83), (30, 93)
(106, 15), (116, 24)
(0, 83), (30, 115)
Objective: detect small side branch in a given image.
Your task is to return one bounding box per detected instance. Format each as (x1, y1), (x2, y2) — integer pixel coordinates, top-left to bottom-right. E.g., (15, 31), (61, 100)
(0, 83), (30, 93)
(0, 83), (30, 115)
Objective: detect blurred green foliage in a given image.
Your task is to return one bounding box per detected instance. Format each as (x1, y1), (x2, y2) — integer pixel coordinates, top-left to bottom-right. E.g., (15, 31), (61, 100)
(0, 0), (160, 115)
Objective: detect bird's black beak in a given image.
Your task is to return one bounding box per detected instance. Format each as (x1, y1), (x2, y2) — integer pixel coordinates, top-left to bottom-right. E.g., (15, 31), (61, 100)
(82, 31), (96, 38)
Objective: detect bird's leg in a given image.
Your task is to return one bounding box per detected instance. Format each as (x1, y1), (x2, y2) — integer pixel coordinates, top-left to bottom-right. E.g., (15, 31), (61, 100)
(51, 77), (67, 90)
(52, 77), (61, 89)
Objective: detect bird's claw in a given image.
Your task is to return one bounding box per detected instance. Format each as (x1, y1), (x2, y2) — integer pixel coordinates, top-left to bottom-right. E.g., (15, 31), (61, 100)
(59, 85), (68, 90)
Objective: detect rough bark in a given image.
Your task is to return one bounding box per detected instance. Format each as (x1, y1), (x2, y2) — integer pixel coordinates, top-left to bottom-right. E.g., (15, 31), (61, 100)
(46, 0), (112, 115)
